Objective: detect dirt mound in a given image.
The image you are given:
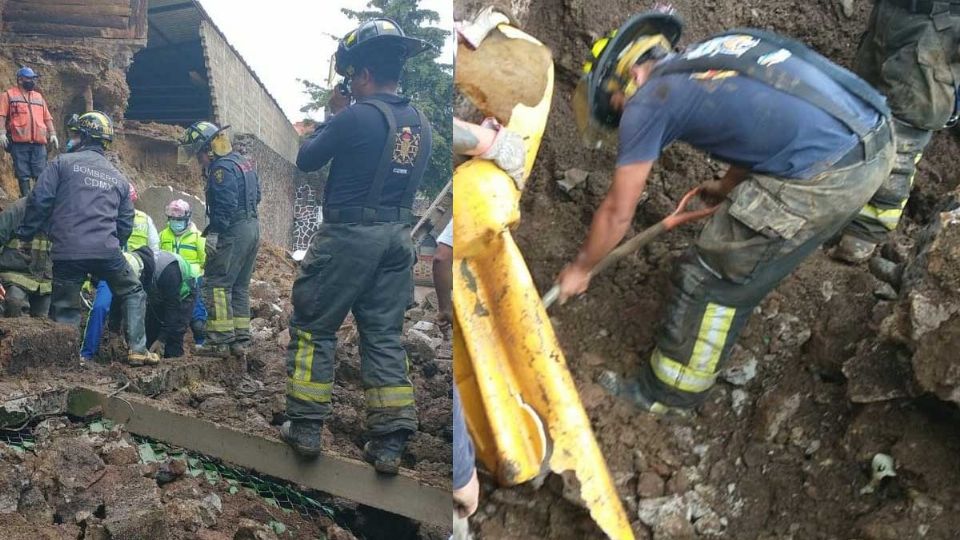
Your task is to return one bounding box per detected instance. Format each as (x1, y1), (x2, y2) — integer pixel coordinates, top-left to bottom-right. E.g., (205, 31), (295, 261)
(456, 1), (960, 538)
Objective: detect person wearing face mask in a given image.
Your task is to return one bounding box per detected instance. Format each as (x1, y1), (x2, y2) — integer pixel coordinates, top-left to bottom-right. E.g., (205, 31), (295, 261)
(16, 111), (159, 367)
(0, 67), (59, 197)
(159, 199), (207, 347)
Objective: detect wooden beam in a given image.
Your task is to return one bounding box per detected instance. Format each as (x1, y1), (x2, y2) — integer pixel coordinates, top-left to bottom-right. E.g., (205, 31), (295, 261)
(5, 2), (131, 16)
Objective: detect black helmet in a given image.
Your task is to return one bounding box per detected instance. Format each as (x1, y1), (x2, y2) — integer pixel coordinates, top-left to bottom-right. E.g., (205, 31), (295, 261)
(334, 18), (432, 77)
(66, 111), (115, 149)
(573, 11), (683, 149)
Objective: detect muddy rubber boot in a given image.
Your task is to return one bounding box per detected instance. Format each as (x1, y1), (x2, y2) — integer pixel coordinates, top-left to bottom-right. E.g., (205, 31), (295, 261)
(198, 343), (232, 358)
(127, 349), (160, 367)
(597, 370), (689, 417)
(363, 429), (412, 474)
(830, 234), (877, 265)
(230, 340), (250, 358)
(280, 420), (322, 457)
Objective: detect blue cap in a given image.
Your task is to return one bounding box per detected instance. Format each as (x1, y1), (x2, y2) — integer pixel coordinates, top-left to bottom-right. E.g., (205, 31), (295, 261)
(16, 67), (37, 79)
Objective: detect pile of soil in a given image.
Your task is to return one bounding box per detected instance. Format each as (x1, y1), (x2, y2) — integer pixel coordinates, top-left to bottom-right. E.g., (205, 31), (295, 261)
(0, 242), (453, 539)
(455, 1), (960, 538)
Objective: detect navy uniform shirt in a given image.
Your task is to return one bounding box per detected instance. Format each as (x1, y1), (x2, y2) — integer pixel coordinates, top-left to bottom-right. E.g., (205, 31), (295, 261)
(297, 93), (430, 209)
(205, 152), (258, 234)
(617, 56), (880, 179)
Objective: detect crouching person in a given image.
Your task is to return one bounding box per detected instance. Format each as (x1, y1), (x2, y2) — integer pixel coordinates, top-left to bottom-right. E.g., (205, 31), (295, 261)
(118, 246), (199, 359)
(0, 198), (51, 317)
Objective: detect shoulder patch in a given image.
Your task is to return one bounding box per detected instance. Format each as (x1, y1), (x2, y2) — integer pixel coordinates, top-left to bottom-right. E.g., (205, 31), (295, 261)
(214, 168), (224, 183)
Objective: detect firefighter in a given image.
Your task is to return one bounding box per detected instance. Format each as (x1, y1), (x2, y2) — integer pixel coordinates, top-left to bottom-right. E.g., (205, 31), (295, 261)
(80, 185), (158, 363)
(282, 18), (433, 473)
(119, 246), (199, 359)
(159, 199), (207, 346)
(16, 111), (159, 366)
(556, 12), (894, 413)
(0, 197), (52, 318)
(830, 0), (960, 263)
(177, 122), (260, 357)
(0, 67), (59, 196)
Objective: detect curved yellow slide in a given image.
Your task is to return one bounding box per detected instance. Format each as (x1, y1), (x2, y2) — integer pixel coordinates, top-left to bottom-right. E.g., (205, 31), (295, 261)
(453, 23), (634, 540)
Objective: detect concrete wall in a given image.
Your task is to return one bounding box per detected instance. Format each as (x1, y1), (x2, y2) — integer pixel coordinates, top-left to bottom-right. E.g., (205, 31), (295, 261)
(199, 20), (299, 163)
(138, 186), (207, 232)
(233, 134), (301, 248)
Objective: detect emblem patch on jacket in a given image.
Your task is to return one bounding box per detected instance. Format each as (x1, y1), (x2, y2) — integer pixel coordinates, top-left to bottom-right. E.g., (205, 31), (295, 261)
(392, 127), (420, 166)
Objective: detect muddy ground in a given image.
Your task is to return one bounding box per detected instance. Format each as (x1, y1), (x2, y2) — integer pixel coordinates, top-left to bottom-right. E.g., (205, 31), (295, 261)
(454, 0), (960, 539)
(0, 242), (453, 540)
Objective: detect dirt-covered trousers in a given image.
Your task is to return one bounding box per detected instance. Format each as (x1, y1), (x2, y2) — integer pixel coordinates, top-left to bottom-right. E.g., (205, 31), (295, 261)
(285, 222), (418, 436)
(202, 218), (260, 345)
(636, 139), (895, 409)
(846, 0), (960, 242)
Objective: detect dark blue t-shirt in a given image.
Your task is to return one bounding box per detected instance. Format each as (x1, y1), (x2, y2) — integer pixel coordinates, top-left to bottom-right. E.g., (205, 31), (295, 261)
(617, 58), (880, 179)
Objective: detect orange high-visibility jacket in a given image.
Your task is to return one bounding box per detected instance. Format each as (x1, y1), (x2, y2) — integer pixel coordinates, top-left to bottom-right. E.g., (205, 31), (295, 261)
(0, 87), (53, 145)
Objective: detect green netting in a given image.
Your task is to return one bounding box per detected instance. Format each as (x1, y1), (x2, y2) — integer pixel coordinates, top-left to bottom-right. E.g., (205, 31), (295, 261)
(133, 435), (336, 521)
(0, 427), (35, 452)
(3, 418), (336, 526)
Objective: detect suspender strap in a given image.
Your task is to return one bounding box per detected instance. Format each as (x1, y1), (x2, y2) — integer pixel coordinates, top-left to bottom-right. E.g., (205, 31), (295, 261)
(654, 29), (890, 137)
(400, 107), (432, 209)
(357, 99), (399, 223)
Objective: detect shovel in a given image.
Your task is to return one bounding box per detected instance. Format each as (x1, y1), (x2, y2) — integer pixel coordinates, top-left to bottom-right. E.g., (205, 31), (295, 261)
(543, 186), (719, 309)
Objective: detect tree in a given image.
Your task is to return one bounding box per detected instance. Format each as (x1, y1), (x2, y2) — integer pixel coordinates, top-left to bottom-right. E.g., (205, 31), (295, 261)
(298, 0), (453, 198)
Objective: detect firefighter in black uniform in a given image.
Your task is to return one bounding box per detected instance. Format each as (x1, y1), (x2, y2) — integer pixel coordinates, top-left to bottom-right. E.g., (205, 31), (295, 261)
(281, 18), (434, 474)
(177, 122), (260, 357)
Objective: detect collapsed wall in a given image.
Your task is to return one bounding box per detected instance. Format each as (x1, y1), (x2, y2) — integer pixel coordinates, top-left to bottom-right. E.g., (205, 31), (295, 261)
(0, 0), (320, 250)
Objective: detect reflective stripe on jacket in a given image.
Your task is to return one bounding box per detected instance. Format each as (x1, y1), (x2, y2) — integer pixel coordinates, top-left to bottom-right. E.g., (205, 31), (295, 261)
(0, 87), (52, 145)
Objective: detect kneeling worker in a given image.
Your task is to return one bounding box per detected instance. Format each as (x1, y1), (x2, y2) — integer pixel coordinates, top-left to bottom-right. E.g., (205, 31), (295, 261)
(119, 246), (199, 358)
(0, 197), (52, 317)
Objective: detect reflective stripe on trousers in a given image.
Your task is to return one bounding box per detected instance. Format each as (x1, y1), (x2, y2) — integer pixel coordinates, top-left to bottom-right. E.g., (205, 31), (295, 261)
(650, 302), (736, 394)
(287, 328), (332, 403)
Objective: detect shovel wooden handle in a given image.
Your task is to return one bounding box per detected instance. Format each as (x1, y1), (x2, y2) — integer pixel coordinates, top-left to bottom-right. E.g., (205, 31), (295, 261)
(543, 187), (718, 309)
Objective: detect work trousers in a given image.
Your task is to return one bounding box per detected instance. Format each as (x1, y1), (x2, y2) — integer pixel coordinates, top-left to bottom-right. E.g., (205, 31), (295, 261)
(9, 142), (45, 196)
(202, 218), (259, 345)
(145, 289), (196, 358)
(3, 282), (50, 318)
(637, 139), (895, 409)
(52, 255), (148, 355)
(846, 0), (960, 241)
(286, 222), (418, 436)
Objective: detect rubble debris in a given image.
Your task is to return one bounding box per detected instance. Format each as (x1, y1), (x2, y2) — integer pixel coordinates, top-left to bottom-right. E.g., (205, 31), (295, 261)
(557, 168), (589, 193)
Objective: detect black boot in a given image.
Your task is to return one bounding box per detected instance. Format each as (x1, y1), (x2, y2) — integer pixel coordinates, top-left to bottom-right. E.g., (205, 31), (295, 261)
(597, 370), (690, 417)
(280, 420), (322, 457)
(364, 429), (412, 474)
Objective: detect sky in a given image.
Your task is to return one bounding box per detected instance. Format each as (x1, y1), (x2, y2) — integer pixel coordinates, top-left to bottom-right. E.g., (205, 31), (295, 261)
(197, 0), (454, 123)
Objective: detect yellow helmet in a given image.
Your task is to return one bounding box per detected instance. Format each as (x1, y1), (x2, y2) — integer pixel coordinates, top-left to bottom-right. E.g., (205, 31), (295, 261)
(573, 11), (683, 149)
(66, 111), (115, 149)
(177, 121), (232, 165)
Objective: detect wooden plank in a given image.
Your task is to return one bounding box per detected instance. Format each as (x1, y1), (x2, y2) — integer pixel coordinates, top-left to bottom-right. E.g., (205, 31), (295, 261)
(3, 8), (130, 30)
(67, 386), (452, 528)
(5, 1), (131, 16)
(3, 21), (139, 39)
(6, 0), (130, 6)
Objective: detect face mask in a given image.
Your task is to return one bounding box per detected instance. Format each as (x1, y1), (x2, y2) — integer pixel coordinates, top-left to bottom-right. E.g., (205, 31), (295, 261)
(20, 80), (35, 91)
(169, 219), (188, 234)
(65, 138), (80, 152)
